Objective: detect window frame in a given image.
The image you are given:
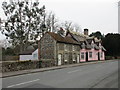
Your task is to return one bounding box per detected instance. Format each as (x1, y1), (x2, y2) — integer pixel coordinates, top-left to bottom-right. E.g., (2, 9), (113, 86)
(101, 52), (103, 58)
(64, 44), (67, 51)
(81, 52), (84, 59)
(72, 45), (75, 51)
(89, 52), (92, 58)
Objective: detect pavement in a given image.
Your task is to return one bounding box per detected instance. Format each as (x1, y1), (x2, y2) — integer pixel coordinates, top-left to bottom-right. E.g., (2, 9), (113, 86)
(1, 59), (118, 78)
(2, 60), (118, 88)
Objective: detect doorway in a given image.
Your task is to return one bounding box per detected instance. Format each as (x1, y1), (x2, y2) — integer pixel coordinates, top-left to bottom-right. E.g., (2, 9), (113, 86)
(86, 52), (88, 62)
(98, 52), (100, 60)
(58, 54), (62, 65)
(77, 54), (80, 63)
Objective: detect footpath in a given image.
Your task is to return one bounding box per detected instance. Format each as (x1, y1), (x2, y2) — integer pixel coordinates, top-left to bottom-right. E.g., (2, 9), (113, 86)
(0, 60), (118, 78)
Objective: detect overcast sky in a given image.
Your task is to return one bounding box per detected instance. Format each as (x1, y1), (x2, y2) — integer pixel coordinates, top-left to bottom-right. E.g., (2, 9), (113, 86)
(0, 0), (119, 40)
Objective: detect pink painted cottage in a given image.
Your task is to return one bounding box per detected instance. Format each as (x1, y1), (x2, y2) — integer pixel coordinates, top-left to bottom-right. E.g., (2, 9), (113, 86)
(66, 29), (106, 62)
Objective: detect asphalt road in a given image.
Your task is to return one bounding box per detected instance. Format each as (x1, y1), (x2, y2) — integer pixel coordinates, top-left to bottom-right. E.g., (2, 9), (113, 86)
(2, 60), (118, 88)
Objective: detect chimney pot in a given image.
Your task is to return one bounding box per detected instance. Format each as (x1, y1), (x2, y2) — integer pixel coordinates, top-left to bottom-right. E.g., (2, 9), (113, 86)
(84, 29), (89, 35)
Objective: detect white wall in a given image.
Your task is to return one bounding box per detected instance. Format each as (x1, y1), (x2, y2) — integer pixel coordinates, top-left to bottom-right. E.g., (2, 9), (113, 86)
(19, 49), (38, 61)
(32, 49), (38, 60)
(19, 55), (33, 61)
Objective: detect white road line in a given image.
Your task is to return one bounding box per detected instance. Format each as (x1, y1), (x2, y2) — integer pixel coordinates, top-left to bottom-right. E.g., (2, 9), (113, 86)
(67, 69), (81, 74)
(7, 79), (40, 88)
(4, 73), (39, 79)
(47, 71), (51, 72)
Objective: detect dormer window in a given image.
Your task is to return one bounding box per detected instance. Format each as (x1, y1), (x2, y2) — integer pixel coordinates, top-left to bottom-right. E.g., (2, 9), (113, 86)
(82, 43), (85, 49)
(99, 43), (102, 49)
(91, 40), (95, 49)
(57, 27), (65, 37)
(91, 40), (94, 44)
(92, 44), (95, 49)
(64, 44), (69, 51)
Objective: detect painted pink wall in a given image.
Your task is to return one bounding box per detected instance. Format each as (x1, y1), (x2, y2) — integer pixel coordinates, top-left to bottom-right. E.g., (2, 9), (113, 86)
(80, 49), (86, 62)
(80, 49), (105, 62)
(87, 49), (99, 61)
(99, 49), (105, 60)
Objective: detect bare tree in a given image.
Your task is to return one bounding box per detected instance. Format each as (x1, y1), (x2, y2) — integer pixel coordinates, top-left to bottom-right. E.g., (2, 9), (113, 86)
(72, 23), (82, 33)
(61, 21), (82, 33)
(61, 21), (72, 31)
(45, 11), (59, 32)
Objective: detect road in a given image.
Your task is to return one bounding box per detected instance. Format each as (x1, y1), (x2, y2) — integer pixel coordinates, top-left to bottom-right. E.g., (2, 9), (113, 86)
(2, 60), (118, 89)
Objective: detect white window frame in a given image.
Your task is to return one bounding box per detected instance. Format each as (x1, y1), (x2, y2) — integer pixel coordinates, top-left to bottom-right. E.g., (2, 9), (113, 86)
(33, 54), (37, 58)
(89, 52), (92, 58)
(64, 53), (68, 62)
(72, 45), (75, 51)
(81, 52), (84, 59)
(64, 44), (67, 51)
(73, 53), (76, 61)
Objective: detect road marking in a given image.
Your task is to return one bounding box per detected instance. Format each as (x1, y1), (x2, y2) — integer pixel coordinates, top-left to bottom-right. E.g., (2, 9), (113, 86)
(7, 79), (40, 88)
(47, 71), (51, 72)
(67, 69), (81, 74)
(3, 73), (39, 79)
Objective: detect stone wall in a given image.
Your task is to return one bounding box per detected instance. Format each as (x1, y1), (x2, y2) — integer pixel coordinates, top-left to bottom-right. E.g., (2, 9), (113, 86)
(2, 55), (19, 61)
(1, 60), (56, 73)
(57, 43), (80, 65)
(40, 33), (55, 60)
(1, 60), (40, 73)
(0, 47), (2, 61)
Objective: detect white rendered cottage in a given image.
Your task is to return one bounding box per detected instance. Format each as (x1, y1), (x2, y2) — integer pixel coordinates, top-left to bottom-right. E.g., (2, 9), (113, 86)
(19, 45), (38, 61)
(32, 49), (38, 60)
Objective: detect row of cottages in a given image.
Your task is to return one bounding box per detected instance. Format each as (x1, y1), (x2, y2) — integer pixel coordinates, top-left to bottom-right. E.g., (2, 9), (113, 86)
(39, 29), (106, 66)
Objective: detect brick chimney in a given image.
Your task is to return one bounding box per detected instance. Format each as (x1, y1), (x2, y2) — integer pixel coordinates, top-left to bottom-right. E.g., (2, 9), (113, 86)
(84, 29), (89, 35)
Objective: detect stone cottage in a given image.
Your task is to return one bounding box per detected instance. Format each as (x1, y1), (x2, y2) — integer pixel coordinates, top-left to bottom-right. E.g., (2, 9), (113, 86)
(39, 30), (80, 66)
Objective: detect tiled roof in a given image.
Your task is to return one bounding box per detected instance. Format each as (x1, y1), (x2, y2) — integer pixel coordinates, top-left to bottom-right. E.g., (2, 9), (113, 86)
(94, 44), (100, 50)
(19, 45), (36, 55)
(101, 46), (106, 51)
(67, 30), (105, 50)
(19, 50), (35, 55)
(48, 32), (80, 45)
(46, 31), (106, 51)
(86, 39), (93, 44)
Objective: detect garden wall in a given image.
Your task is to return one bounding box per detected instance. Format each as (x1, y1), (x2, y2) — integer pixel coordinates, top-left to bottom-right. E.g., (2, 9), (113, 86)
(1, 60), (55, 73)
(1, 60), (40, 73)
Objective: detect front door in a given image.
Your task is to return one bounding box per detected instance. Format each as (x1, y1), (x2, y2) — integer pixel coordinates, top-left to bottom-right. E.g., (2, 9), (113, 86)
(98, 52), (100, 60)
(77, 54), (80, 63)
(86, 52), (88, 62)
(58, 54), (62, 65)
